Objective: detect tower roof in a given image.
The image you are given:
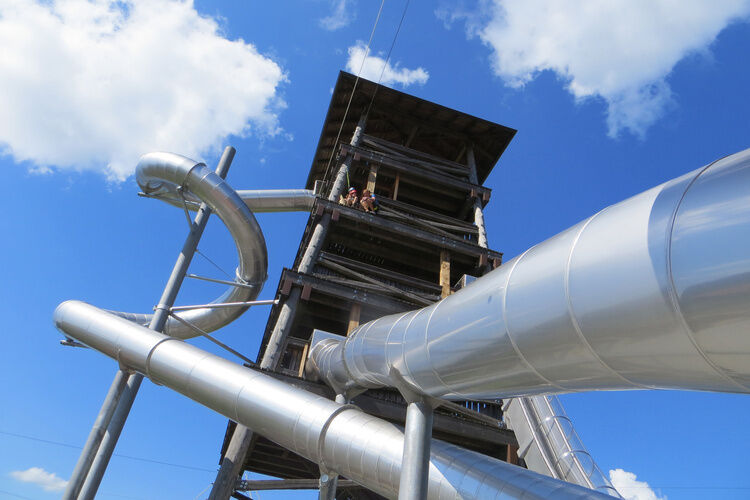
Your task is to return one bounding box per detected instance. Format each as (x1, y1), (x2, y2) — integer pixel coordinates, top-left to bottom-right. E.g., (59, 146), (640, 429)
(305, 71), (516, 190)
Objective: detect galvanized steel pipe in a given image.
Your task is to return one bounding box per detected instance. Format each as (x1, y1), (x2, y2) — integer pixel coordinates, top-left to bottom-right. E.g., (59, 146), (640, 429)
(309, 148), (750, 399)
(151, 188), (316, 213)
(54, 301), (613, 500)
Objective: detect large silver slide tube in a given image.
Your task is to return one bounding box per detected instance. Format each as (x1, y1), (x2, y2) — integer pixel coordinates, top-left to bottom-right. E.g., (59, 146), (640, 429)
(110, 152), (268, 339)
(55, 300), (611, 500)
(309, 148), (750, 399)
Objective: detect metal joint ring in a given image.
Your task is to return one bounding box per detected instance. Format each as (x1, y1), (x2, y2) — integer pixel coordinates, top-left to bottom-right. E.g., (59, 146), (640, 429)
(317, 403), (359, 474)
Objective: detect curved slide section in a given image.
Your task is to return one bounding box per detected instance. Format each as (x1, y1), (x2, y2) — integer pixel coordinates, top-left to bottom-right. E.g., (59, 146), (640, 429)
(110, 152), (269, 338)
(309, 147), (750, 399)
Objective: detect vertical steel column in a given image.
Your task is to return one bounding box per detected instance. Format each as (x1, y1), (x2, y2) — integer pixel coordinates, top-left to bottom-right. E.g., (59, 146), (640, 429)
(211, 115), (367, 500)
(71, 146), (236, 500)
(398, 400), (434, 500)
(467, 145), (488, 249)
(62, 370), (129, 499)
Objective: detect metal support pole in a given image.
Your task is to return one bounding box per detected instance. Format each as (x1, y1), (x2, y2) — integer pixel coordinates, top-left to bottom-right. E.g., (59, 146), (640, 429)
(467, 145), (488, 249)
(71, 146), (236, 500)
(62, 370), (129, 499)
(398, 400), (434, 500)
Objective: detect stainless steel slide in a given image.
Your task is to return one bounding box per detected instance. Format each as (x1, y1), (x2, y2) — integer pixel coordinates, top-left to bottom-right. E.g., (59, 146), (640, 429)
(55, 300), (615, 500)
(308, 148), (750, 398)
(57, 148), (750, 499)
(503, 395), (619, 496)
(105, 153), (315, 339)
(308, 147), (750, 495)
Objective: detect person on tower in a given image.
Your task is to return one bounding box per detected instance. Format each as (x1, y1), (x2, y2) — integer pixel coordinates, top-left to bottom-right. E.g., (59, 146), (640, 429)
(339, 186), (358, 207)
(360, 189), (379, 213)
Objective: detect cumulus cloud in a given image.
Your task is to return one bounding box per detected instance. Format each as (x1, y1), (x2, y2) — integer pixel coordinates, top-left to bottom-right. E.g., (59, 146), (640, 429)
(320, 0), (355, 31)
(346, 41), (429, 88)
(610, 468), (666, 500)
(10, 467), (68, 492)
(0, 0), (287, 181)
(447, 0), (750, 137)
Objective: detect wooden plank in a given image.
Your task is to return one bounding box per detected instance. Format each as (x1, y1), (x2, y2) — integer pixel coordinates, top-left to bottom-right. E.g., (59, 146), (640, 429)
(376, 197), (477, 230)
(364, 139), (469, 177)
(297, 342), (309, 378)
(366, 164), (378, 192)
(317, 199), (503, 260)
(319, 252), (443, 294)
(362, 133), (470, 173)
(507, 444), (519, 465)
(282, 269), (415, 312)
(378, 206), (460, 240)
(440, 250), (451, 298)
(341, 143), (490, 198)
(316, 258), (434, 306)
(347, 302), (361, 334)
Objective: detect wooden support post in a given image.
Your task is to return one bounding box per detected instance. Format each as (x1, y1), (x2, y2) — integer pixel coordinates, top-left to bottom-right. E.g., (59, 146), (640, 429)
(467, 145), (489, 249)
(392, 173), (400, 201)
(208, 426), (254, 500)
(347, 302), (361, 334)
(297, 342), (310, 378)
(506, 444), (519, 465)
(366, 164), (379, 192)
(440, 250), (451, 298)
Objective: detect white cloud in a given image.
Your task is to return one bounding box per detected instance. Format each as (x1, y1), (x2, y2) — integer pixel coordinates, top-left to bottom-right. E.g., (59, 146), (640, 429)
(320, 0), (355, 31)
(610, 468), (666, 500)
(10, 467), (68, 492)
(449, 0), (750, 138)
(0, 0), (287, 181)
(345, 41), (429, 88)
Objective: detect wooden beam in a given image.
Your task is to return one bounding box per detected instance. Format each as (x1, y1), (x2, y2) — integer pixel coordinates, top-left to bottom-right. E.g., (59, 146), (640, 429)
(362, 136), (469, 177)
(348, 302), (361, 334)
(366, 164), (378, 192)
(317, 198), (503, 260)
(317, 258), (435, 306)
(281, 269), (415, 312)
(351, 395), (517, 448)
(297, 342), (309, 378)
(341, 143), (490, 198)
(440, 250), (451, 298)
(507, 444), (519, 465)
(363, 133), (470, 173)
(376, 197), (477, 230)
(319, 252), (443, 294)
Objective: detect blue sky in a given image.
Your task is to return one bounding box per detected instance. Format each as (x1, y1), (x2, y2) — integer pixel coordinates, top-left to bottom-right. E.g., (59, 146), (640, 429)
(1, 1), (749, 499)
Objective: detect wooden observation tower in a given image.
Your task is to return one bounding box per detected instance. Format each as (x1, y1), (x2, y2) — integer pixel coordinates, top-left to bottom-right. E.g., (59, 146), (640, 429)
(211, 71), (518, 499)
